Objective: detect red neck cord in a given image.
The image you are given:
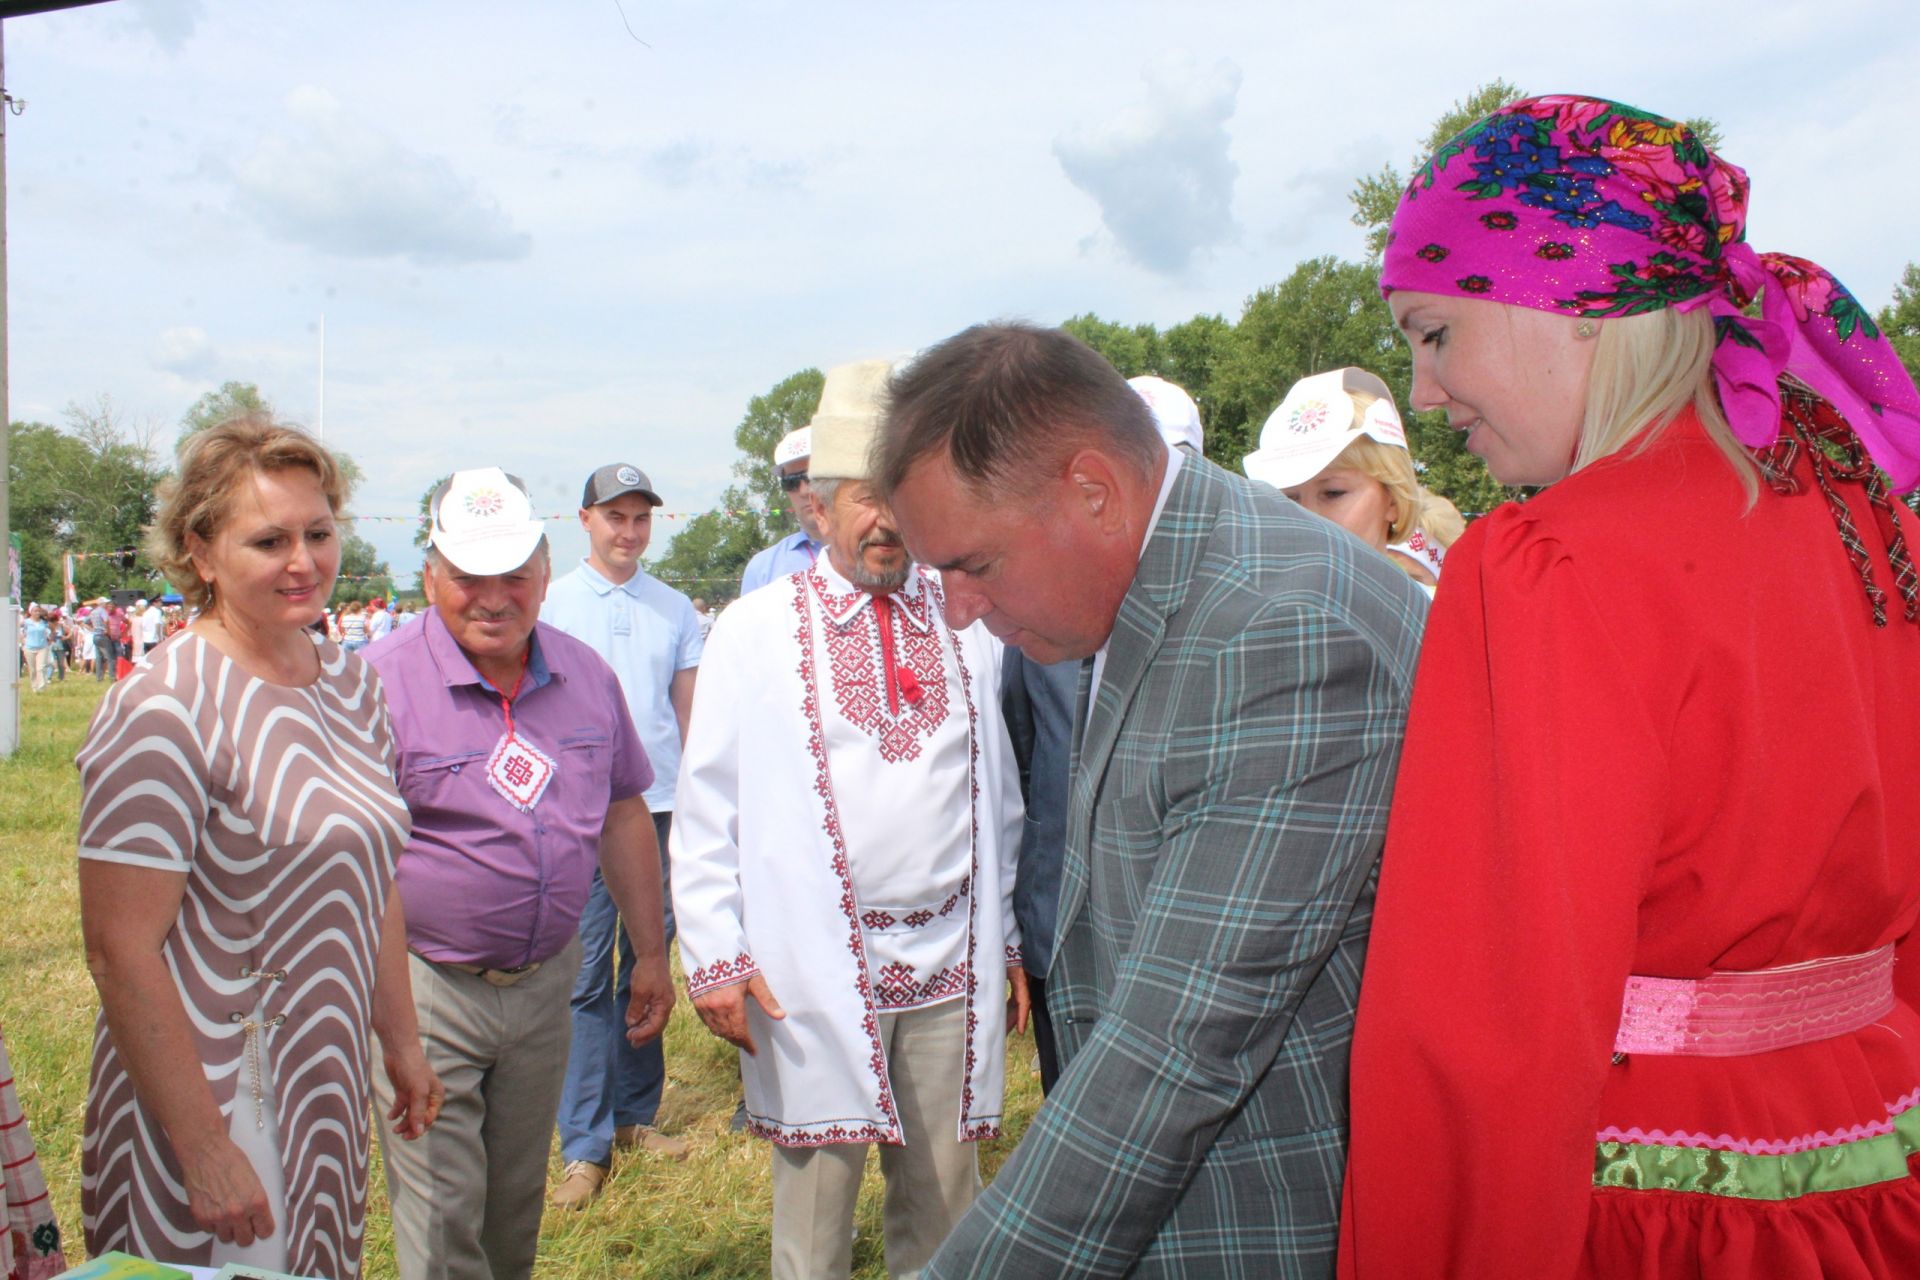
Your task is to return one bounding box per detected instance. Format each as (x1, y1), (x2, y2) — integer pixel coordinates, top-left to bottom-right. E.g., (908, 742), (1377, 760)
(495, 646), (532, 740)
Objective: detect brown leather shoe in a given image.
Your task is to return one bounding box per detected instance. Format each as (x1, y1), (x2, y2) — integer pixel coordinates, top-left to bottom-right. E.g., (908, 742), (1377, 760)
(549, 1159), (607, 1210)
(614, 1124), (690, 1161)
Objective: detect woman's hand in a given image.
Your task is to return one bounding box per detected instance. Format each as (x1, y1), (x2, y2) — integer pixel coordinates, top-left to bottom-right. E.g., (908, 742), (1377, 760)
(178, 1133), (276, 1246)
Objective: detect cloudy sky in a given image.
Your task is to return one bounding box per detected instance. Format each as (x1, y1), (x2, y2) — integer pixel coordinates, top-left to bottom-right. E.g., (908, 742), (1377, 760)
(8, 0), (1918, 585)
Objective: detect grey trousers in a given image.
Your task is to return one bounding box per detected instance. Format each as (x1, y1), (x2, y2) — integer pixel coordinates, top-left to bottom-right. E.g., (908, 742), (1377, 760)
(770, 998), (982, 1280)
(373, 935), (580, 1280)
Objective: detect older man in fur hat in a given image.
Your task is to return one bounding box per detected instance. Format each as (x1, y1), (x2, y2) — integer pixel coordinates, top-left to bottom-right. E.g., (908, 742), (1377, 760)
(672, 359), (1028, 1280)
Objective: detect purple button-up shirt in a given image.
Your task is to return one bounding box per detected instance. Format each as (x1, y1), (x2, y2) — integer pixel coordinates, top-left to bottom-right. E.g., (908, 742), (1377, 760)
(368, 609), (653, 969)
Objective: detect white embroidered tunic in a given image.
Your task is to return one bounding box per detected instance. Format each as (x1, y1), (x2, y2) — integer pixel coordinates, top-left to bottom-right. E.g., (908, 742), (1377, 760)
(672, 558), (1023, 1147)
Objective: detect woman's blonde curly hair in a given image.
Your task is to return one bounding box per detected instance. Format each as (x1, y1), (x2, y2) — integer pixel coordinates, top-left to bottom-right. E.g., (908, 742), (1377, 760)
(146, 412), (350, 614)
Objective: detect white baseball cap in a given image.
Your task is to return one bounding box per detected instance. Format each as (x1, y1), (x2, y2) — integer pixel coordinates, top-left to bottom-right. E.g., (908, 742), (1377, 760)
(772, 427), (812, 469)
(1128, 375), (1204, 453)
(1243, 368), (1408, 491)
(429, 467), (547, 576)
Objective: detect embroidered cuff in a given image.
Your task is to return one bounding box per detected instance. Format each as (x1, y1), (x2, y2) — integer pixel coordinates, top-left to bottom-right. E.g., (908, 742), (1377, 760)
(1005, 945), (1023, 967)
(687, 951), (758, 998)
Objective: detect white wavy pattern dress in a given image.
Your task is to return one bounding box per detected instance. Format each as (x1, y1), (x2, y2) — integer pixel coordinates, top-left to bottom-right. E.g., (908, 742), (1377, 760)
(74, 631), (410, 1278)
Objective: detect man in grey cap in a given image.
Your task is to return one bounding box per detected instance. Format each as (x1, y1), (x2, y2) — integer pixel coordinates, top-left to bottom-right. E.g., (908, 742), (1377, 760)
(542, 462), (704, 1208)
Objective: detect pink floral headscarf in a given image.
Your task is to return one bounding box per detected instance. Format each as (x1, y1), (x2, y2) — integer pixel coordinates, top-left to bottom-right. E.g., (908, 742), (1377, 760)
(1381, 94), (1920, 494)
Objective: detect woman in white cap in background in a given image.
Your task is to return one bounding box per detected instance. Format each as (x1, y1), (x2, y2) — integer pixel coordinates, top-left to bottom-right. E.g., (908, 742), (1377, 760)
(1243, 368), (1459, 594)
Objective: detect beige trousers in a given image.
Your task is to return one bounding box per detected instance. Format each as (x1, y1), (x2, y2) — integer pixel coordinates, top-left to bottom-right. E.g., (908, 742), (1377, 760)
(770, 998), (982, 1280)
(372, 935), (580, 1280)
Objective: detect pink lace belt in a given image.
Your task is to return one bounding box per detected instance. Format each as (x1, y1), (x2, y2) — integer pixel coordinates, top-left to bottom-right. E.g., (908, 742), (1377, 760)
(1612, 945), (1896, 1057)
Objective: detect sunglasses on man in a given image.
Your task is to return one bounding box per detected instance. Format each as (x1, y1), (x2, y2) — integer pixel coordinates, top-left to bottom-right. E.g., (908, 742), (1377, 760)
(778, 472), (810, 492)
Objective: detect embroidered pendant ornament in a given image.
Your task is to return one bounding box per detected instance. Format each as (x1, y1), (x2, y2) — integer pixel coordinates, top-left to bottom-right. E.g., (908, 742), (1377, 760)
(487, 732), (556, 812)
(481, 645), (553, 812)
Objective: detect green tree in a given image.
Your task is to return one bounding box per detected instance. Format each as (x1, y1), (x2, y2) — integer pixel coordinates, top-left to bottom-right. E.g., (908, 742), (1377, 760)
(1880, 262), (1920, 386)
(1061, 312), (1235, 467)
(1218, 258), (1511, 517)
(655, 369), (823, 602)
(332, 532), (394, 606)
(179, 380), (272, 441)
(1060, 315), (1165, 377)
(1209, 258), (1400, 451)
(1878, 262), (1920, 515)
(8, 400), (167, 602)
(731, 369), (825, 515)
(1160, 313), (1233, 460)
(413, 473), (452, 550)
(8, 420), (88, 602)
(1349, 79), (1527, 259)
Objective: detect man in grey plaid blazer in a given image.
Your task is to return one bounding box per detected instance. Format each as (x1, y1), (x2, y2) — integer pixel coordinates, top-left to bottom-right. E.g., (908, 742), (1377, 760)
(879, 323), (1427, 1277)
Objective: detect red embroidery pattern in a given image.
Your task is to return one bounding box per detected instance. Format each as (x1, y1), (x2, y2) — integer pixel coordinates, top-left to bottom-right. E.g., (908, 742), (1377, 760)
(873, 961), (970, 1010)
(687, 952), (757, 997)
(860, 884), (970, 934)
(792, 574), (901, 1142)
(940, 576), (1000, 1142)
(810, 567), (951, 764)
(746, 1116), (893, 1148)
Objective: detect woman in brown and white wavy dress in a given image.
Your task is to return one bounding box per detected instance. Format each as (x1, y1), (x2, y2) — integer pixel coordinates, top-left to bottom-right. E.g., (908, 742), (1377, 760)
(75, 414), (441, 1279)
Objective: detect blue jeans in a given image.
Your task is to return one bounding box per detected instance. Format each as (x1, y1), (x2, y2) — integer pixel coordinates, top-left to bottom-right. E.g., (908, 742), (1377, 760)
(558, 808), (675, 1165)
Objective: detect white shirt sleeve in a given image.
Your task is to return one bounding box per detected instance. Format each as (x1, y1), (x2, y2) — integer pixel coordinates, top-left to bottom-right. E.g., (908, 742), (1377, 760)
(669, 606), (754, 995)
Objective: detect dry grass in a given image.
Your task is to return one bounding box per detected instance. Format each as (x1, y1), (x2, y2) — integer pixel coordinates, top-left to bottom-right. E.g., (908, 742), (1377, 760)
(0, 679), (1043, 1278)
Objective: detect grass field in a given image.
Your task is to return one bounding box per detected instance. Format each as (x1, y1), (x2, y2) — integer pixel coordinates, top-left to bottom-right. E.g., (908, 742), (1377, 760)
(0, 677), (1043, 1278)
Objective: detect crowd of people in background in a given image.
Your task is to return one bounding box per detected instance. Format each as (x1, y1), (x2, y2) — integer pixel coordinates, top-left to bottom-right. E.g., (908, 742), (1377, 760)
(14, 596), (187, 690)
(3, 91), (1920, 1280)
(15, 595), (423, 689)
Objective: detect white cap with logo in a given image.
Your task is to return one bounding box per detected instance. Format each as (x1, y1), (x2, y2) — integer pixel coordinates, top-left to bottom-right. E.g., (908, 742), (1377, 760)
(1242, 368), (1408, 491)
(1128, 375), (1204, 453)
(429, 467), (547, 576)
(772, 427), (812, 469)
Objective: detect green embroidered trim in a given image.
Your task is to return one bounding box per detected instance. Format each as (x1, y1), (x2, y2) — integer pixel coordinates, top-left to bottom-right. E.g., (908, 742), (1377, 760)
(1594, 1103), (1920, 1201)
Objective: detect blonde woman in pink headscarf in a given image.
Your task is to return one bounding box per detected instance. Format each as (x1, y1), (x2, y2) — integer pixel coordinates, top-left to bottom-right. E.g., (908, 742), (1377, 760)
(1340, 95), (1920, 1278)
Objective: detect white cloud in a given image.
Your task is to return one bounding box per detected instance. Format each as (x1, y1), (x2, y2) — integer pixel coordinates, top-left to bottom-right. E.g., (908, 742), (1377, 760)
(120, 0), (204, 53)
(152, 325), (216, 378)
(642, 139), (712, 188)
(229, 87), (531, 267)
(1053, 55), (1242, 275)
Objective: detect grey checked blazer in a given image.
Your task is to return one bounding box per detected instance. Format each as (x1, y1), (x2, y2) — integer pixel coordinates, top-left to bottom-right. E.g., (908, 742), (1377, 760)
(927, 455), (1427, 1278)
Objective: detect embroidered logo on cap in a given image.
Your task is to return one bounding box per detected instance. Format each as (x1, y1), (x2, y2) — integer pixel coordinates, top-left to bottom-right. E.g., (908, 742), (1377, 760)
(464, 488), (505, 518)
(616, 465), (640, 486)
(1288, 399), (1332, 434)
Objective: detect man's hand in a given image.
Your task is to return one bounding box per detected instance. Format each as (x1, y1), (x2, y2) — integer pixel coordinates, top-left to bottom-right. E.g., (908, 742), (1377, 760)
(382, 1039), (444, 1141)
(692, 973), (785, 1055)
(625, 954), (676, 1047)
(1007, 964), (1031, 1036)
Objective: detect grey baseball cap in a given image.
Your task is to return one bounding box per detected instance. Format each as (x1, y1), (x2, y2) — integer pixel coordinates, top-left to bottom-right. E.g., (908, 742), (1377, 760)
(581, 462), (663, 509)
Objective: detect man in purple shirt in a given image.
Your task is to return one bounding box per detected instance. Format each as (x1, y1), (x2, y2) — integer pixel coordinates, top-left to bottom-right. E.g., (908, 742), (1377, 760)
(368, 466), (674, 1280)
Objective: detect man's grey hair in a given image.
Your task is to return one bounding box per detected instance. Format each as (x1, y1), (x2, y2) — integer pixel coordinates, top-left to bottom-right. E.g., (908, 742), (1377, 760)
(809, 476), (843, 513)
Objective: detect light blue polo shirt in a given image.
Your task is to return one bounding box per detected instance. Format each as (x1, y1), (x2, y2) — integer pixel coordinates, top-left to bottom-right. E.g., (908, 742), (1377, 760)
(541, 559), (702, 811)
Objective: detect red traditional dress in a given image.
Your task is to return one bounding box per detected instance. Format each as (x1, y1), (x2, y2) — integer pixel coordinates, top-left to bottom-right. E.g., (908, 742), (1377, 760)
(1341, 408), (1920, 1277)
